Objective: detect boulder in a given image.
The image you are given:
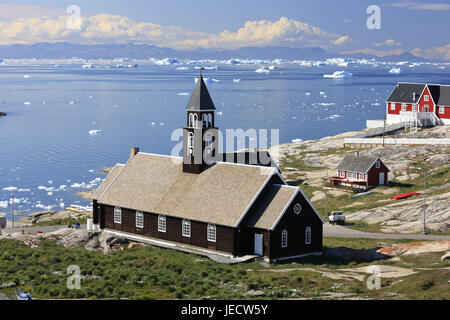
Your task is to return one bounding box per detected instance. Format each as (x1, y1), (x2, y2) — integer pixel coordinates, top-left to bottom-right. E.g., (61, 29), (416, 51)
(441, 251), (450, 261)
(0, 112), (6, 116)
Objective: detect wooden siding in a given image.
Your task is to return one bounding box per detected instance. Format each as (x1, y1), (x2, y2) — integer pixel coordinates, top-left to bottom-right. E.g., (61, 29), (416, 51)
(270, 191), (323, 259)
(101, 204), (235, 255)
(367, 160), (389, 186)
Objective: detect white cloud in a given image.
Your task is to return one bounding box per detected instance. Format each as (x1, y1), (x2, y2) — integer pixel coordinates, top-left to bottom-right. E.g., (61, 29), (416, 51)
(374, 39), (402, 47)
(0, 7), (350, 50)
(387, 1), (450, 11)
(411, 44), (450, 60)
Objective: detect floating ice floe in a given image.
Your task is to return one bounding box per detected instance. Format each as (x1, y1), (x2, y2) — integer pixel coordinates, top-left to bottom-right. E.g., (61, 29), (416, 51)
(194, 77), (219, 83)
(18, 189), (31, 192)
(149, 57), (180, 65)
(318, 103), (336, 106)
(217, 111), (223, 116)
(2, 186), (17, 191)
(323, 71), (353, 79)
(89, 129), (102, 136)
(24, 101), (31, 105)
(291, 138), (303, 143)
(82, 64), (94, 68)
(194, 66), (216, 70)
(329, 114), (342, 119)
(255, 67), (270, 74)
(233, 78), (241, 82)
(176, 67), (188, 70)
(389, 67), (401, 74)
(268, 66), (278, 70)
(305, 92), (311, 96)
(23, 74), (31, 78)
(68, 101), (75, 105)
(177, 92), (190, 96)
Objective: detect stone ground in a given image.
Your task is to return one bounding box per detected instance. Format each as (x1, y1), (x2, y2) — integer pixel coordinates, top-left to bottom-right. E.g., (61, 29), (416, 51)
(265, 126), (450, 234)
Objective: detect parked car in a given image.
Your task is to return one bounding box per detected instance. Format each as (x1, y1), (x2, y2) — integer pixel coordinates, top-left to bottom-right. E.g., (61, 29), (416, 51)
(328, 211), (345, 225)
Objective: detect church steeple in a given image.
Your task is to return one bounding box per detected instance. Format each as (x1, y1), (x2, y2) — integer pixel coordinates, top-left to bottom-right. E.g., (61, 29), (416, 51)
(186, 74), (216, 111)
(182, 73), (218, 174)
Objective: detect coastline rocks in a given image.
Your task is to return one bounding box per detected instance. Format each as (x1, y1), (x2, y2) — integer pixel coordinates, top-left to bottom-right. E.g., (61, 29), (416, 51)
(0, 112), (6, 116)
(0, 228), (129, 254)
(378, 241), (450, 257)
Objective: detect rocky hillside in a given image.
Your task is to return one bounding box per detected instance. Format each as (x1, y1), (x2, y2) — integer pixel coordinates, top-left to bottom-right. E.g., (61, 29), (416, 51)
(268, 126), (450, 234)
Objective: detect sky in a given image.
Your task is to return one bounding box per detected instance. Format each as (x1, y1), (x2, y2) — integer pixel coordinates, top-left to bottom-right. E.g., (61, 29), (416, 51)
(0, 0), (449, 59)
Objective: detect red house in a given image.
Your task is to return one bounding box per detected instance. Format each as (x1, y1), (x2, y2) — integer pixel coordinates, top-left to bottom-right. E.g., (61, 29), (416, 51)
(329, 153), (390, 190)
(386, 82), (450, 126)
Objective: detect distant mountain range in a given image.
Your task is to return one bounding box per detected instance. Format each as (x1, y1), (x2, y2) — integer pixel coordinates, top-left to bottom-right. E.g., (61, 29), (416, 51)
(0, 42), (430, 62)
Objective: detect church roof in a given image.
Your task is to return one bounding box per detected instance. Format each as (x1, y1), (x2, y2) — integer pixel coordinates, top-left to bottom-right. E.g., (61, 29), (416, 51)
(245, 184), (298, 230)
(91, 164), (124, 200)
(95, 152), (277, 227)
(186, 74), (216, 110)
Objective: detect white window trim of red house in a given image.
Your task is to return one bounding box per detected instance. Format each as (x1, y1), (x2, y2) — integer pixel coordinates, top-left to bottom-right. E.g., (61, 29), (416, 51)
(424, 95), (429, 102)
(439, 106), (445, 114)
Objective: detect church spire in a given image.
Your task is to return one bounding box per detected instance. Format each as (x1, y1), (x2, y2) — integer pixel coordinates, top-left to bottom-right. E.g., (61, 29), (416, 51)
(186, 74), (216, 111)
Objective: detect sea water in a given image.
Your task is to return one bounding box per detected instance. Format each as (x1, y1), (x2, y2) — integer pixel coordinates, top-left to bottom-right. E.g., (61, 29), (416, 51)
(0, 60), (448, 215)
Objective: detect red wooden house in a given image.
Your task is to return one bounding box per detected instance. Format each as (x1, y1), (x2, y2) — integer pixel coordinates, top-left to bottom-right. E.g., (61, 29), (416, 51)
(386, 82), (450, 126)
(329, 153), (390, 190)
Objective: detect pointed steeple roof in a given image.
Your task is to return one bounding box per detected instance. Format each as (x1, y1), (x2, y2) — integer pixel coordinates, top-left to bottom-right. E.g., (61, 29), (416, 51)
(186, 74), (216, 110)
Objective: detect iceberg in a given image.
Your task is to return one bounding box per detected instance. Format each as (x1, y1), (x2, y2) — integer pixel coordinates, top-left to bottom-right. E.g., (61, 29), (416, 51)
(255, 67), (270, 74)
(194, 78), (219, 83)
(291, 138), (303, 143)
(177, 92), (190, 96)
(2, 186), (17, 191)
(89, 129), (102, 136)
(176, 67), (188, 70)
(323, 71), (353, 79)
(268, 65), (278, 70)
(233, 78), (241, 82)
(23, 74), (31, 78)
(389, 67), (401, 74)
(149, 58), (180, 66)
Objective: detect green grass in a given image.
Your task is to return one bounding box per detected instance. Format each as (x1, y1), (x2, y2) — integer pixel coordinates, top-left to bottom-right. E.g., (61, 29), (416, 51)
(29, 217), (89, 227)
(0, 237), (447, 300)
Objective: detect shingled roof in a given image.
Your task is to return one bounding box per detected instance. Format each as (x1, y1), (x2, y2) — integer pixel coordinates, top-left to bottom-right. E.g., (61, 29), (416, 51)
(387, 83), (425, 104)
(436, 85), (450, 106)
(186, 74), (215, 110)
(91, 164), (124, 200)
(245, 184), (297, 230)
(96, 153), (277, 227)
(336, 154), (388, 173)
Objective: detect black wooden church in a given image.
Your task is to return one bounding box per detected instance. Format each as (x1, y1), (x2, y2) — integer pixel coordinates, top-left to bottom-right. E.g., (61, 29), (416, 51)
(91, 75), (323, 261)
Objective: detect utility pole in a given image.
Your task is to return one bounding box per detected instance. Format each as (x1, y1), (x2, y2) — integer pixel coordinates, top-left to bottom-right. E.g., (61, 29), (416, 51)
(382, 112), (386, 146)
(324, 168), (328, 220)
(11, 193), (15, 229)
(423, 171), (427, 235)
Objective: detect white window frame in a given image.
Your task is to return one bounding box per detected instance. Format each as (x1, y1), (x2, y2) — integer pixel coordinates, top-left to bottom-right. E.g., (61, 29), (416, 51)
(401, 103), (406, 111)
(376, 160), (380, 169)
(412, 104), (417, 112)
(390, 103), (395, 111)
(135, 210), (144, 229)
(207, 223), (216, 242)
(340, 170), (345, 178)
(424, 105), (430, 112)
(281, 230), (288, 248)
(424, 95), (429, 102)
(439, 106), (445, 115)
(114, 207), (122, 224)
(188, 132), (194, 155)
(293, 203), (302, 215)
(305, 227), (311, 245)
(158, 215), (166, 233)
(182, 219), (191, 238)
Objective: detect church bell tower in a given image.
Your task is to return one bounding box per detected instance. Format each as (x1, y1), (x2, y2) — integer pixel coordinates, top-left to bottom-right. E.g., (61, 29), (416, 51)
(183, 74), (219, 174)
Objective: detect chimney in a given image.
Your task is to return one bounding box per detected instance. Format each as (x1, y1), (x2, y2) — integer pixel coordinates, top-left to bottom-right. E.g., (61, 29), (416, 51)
(412, 92), (416, 101)
(130, 147), (139, 158)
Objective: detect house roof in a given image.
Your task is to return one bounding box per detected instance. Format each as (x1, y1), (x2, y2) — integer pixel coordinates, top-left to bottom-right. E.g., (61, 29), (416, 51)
(90, 164), (124, 200)
(436, 85), (450, 106)
(96, 153), (276, 227)
(186, 74), (216, 110)
(336, 154), (388, 173)
(386, 83), (425, 104)
(245, 184), (297, 230)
